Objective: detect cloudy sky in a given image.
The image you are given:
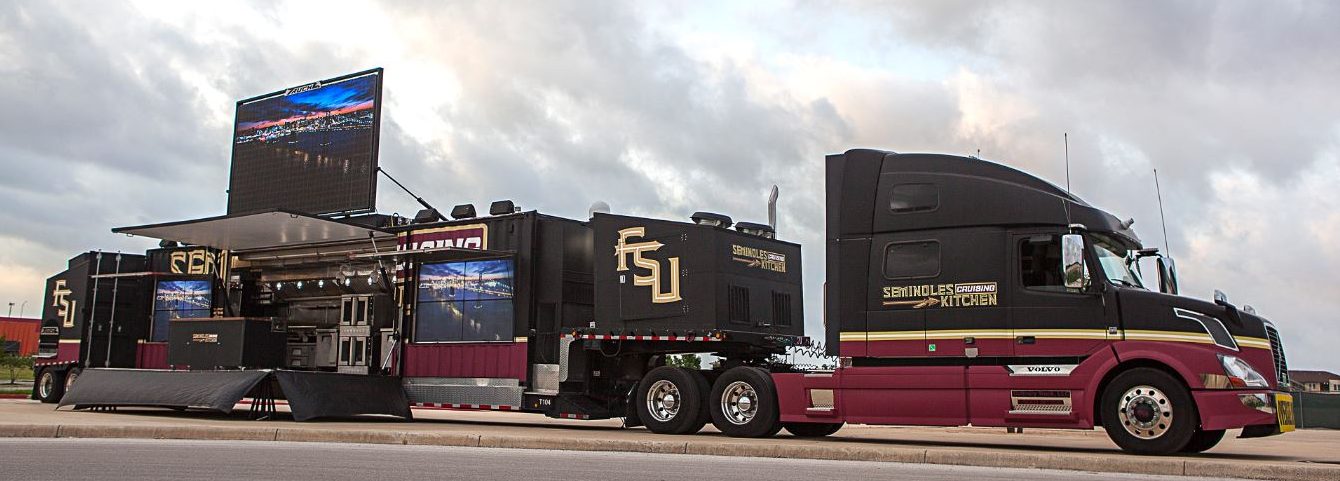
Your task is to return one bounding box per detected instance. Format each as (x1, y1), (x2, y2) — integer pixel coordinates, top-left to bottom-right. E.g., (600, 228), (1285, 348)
(2, 1), (1337, 370)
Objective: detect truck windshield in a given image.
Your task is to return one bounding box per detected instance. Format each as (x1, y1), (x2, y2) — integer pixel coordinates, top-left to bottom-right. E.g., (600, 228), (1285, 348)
(1091, 233), (1145, 289)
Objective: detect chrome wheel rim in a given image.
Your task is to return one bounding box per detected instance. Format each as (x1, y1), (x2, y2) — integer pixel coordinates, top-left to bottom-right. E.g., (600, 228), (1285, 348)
(720, 381), (758, 426)
(646, 380), (681, 422)
(65, 371), (79, 392)
(1118, 385), (1172, 439)
(38, 372), (54, 399)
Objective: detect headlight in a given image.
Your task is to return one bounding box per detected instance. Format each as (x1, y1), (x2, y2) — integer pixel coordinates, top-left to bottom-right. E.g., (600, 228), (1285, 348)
(1220, 354), (1268, 388)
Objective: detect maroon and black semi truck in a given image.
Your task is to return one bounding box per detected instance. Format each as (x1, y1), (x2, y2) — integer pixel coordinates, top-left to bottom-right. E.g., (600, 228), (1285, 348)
(33, 149), (1293, 455)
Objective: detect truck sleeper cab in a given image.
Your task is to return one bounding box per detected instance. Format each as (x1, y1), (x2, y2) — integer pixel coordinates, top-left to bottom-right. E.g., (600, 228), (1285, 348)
(764, 149), (1293, 455)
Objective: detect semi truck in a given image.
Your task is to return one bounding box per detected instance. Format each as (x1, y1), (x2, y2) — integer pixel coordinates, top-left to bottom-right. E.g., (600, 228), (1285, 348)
(32, 149), (1294, 455)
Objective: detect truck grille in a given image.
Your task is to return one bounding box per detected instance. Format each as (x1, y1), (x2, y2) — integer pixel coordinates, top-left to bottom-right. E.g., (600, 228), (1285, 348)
(1265, 325), (1289, 388)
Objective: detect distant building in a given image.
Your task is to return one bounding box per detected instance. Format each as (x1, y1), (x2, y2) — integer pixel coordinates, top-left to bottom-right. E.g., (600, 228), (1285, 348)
(0, 317), (40, 356)
(1289, 370), (1340, 393)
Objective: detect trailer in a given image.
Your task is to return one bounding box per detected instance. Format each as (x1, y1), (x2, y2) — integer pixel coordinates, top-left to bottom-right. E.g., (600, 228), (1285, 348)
(33, 149), (1295, 455)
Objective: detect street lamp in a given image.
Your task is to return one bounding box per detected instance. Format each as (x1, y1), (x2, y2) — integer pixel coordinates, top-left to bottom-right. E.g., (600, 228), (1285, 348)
(6, 302), (12, 317)
(19, 301), (28, 317)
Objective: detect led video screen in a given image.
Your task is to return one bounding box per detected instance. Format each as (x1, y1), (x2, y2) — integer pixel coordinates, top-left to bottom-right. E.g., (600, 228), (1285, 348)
(152, 280), (212, 342)
(227, 68), (383, 215)
(415, 259), (515, 342)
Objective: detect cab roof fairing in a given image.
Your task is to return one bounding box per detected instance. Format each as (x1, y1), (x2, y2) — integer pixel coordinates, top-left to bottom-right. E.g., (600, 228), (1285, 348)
(842, 149), (1142, 247)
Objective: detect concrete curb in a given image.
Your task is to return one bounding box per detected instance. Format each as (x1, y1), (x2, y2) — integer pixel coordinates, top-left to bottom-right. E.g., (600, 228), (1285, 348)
(2, 424), (1337, 481)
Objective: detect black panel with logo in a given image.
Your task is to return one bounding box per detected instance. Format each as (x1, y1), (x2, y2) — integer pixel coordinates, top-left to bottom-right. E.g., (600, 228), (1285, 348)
(591, 213), (803, 337)
(39, 252), (151, 367)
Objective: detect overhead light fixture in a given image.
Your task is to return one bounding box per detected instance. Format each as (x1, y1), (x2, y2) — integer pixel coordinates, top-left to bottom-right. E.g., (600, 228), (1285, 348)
(297, 281), (304, 289)
(691, 211), (733, 229)
(451, 203), (477, 219)
(318, 279), (325, 288)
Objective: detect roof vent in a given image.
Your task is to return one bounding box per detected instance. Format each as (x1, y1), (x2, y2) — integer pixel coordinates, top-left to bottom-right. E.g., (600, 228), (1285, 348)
(691, 211), (733, 229)
(735, 221), (775, 239)
(450, 204), (477, 220)
(489, 200), (517, 216)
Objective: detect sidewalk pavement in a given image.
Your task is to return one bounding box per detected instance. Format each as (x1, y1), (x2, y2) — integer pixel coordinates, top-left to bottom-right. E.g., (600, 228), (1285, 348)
(1, 399), (1337, 481)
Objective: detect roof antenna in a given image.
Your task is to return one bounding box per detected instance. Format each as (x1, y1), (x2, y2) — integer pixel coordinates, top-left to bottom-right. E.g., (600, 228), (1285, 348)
(1153, 168), (1171, 256)
(1064, 132), (1071, 193)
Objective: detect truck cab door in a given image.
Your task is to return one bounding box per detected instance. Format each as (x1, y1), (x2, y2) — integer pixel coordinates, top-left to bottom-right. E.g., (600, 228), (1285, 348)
(1009, 232), (1111, 358)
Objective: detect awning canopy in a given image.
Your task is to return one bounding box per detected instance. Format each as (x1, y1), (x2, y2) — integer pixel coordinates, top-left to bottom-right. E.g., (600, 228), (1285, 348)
(113, 210), (393, 252)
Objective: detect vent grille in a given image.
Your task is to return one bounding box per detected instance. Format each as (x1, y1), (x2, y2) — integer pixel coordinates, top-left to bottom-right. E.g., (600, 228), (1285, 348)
(1266, 325), (1289, 388)
(728, 285), (750, 325)
(772, 291), (792, 327)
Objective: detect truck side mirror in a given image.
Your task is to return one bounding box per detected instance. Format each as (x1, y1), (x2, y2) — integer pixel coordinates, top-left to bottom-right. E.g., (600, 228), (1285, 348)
(1061, 234), (1088, 290)
(1156, 256), (1178, 295)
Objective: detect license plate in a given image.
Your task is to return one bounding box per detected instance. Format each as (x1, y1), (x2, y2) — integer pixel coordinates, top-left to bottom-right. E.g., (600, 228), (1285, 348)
(1275, 393), (1295, 433)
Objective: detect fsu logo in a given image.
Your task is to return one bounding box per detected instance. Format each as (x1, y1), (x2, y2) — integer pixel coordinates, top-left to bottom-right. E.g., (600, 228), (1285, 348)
(614, 227), (681, 304)
(52, 280), (75, 328)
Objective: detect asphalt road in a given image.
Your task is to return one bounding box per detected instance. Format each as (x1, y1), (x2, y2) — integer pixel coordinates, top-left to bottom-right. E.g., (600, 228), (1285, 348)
(0, 438), (1230, 481)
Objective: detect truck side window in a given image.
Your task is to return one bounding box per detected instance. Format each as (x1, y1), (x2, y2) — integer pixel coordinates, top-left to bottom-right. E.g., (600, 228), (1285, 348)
(1020, 235), (1067, 292)
(889, 183), (939, 213)
(883, 240), (940, 279)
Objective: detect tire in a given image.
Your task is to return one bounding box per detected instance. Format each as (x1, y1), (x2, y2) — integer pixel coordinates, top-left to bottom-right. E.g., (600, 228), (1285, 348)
(1180, 428), (1225, 453)
(36, 368), (66, 404)
(710, 366), (781, 438)
(64, 367), (83, 394)
(1100, 368), (1197, 455)
(687, 369), (711, 434)
(636, 366), (708, 434)
(783, 422), (844, 438)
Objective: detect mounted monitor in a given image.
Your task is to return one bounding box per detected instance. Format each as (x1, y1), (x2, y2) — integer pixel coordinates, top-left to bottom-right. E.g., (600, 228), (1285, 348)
(227, 68), (384, 216)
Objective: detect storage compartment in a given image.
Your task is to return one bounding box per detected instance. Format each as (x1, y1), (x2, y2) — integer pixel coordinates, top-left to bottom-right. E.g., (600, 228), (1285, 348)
(591, 213), (803, 336)
(167, 317), (287, 368)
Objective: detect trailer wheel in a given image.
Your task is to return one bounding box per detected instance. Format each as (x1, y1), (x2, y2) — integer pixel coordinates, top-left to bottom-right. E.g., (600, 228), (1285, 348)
(783, 422), (844, 438)
(1179, 428), (1225, 453)
(64, 367), (83, 394)
(36, 368), (66, 404)
(1100, 368), (1197, 455)
(688, 369), (711, 434)
(710, 367), (781, 438)
(636, 366), (708, 435)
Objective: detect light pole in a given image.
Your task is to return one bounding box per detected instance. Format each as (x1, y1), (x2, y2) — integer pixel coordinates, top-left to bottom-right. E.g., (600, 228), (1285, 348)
(6, 302), (11, 317)
(19, 301), (28, 317)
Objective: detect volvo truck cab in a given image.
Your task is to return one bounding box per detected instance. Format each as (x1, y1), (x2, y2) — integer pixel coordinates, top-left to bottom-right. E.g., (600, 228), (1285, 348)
(769, 149), (1293, 455)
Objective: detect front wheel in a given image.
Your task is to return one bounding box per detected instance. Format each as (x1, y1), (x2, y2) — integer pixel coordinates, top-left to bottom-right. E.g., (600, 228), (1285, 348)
(36, 368), (66, 404)
(710, 367), (781, 438)
(1100, 368), (1197, 455)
